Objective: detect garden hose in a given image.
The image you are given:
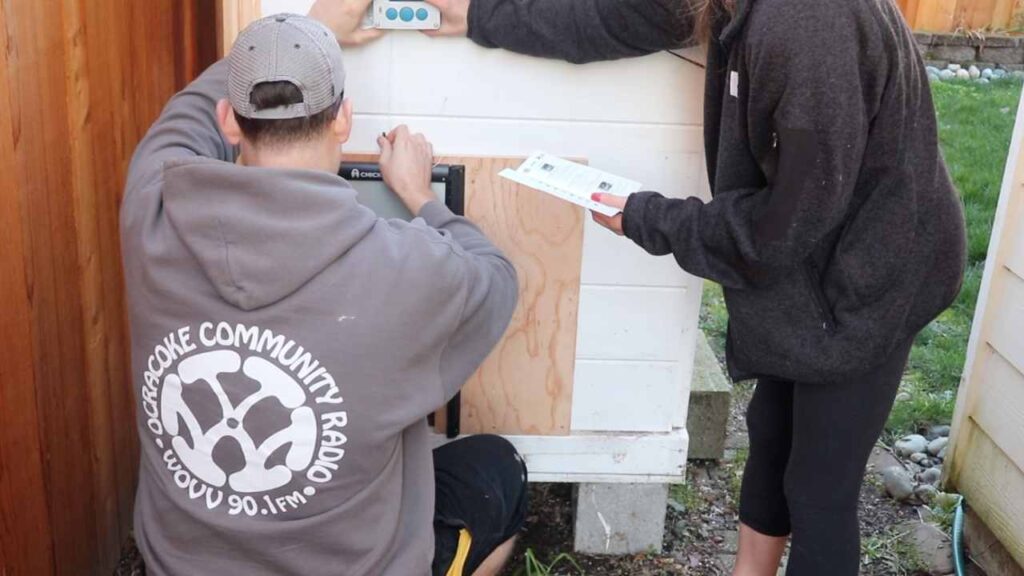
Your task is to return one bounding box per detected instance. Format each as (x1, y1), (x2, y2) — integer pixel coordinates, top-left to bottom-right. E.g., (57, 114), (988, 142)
(953, 495), (967, 576)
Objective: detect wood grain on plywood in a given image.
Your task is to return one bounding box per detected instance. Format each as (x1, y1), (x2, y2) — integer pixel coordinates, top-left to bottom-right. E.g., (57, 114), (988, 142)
(345, 154), (582, 436)
(458, 156), (582, 436)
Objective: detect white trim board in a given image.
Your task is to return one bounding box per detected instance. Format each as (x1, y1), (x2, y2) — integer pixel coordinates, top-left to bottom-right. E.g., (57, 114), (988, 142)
(431, 430), (688, 484)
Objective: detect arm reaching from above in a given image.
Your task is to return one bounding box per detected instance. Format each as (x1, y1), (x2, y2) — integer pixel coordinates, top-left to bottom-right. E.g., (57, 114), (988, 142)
(425, 0), (696, 64)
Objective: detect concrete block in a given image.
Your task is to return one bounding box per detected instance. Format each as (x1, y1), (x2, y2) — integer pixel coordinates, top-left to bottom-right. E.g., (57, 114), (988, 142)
(979, 46), (1024, 66)
(982, 36), (1021, 48)
(574, 483), (669, 555)
(914, 32), (934, 46)
(927, 45), (977, 63)
(686, 332), (732, 460)
(930, 34), (976, 46)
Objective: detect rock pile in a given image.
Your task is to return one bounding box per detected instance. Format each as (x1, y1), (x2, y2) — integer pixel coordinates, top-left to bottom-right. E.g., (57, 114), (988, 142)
(883, 425), (952, 505)
(928, 63), (1022, 84)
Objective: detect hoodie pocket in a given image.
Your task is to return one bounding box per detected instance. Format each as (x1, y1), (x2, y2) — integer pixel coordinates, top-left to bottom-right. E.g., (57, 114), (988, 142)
(803, 262), (838, 335)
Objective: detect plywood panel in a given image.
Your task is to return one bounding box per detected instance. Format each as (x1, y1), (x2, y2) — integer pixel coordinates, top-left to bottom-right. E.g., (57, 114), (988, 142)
(457, 156), (583, 435)
(346, 153), (583, 435)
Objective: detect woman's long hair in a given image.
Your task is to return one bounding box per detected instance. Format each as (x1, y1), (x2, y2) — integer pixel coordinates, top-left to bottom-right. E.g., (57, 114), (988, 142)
(694, 0), (735, 44)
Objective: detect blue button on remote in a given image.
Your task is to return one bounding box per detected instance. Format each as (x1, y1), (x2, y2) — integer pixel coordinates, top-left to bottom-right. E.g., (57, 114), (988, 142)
(399, 7), (414, 21)
(416, 7), (429, 20)
(385, 7), (398, 19)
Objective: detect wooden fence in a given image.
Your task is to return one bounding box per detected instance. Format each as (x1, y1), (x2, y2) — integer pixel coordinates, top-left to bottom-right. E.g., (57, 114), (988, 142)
(0, 2), (215, 574)
(898, 0), (1024, 32)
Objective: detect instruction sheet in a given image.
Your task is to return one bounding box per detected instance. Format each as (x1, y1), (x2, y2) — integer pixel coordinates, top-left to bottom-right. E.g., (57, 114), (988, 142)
(499, 152), (642, 217)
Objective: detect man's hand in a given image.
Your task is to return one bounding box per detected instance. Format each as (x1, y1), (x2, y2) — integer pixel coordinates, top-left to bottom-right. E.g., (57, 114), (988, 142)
(422, 0), (471, 37)
(308, 0), (385, 46)
(590, 193), (627, 236)
(378, 126), (437, 215)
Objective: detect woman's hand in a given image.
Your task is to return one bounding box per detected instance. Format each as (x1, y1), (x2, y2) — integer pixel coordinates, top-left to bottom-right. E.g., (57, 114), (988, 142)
(422, 0), (471, 37)
(308, 0), (385, 46)
(378, 126), (437, 215)
(590, 193), (628, 235)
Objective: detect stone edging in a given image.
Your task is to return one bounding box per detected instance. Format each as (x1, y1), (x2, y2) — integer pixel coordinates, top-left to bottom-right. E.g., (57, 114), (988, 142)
(916, 32), (1024, 71)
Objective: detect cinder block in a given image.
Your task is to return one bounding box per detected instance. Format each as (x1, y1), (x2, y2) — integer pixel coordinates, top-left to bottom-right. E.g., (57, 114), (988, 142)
(574, 483), (669, 555)
(979, 46), (1024, 66)
(927, 45), (977, 63)
(686, 332), (732, 460)
(982, 36), (1021, 48)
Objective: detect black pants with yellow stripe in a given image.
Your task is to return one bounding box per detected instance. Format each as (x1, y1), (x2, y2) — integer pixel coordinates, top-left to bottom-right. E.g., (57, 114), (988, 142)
(431, 435), (529, 576)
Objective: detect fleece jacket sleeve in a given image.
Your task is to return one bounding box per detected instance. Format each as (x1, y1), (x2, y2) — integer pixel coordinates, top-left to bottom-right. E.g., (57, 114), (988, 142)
(418, 201), (519, 401)
(467, 0), (694, 64)
(124, 60), (235, 219)
(622, 8), (874, 289)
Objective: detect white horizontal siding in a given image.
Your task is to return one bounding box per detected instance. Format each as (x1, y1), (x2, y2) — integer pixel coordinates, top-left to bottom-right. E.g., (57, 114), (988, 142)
(576, 286), (691, 362)
(571, 361), (680, 432)
(261, 0), (705, 469)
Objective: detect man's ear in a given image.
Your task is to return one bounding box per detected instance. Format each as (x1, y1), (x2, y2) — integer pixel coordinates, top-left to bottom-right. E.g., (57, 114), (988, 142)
(216, 99), (243, 146)
(333, 99), (354, 145)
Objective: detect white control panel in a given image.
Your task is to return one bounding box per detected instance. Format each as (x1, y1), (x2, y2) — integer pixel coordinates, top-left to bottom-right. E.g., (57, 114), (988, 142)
(366, 0), (441, 30)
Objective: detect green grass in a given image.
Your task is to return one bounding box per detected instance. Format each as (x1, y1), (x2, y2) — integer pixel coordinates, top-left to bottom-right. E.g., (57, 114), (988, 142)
(699, 79), (1023, 436)
(513, 549), (583, 576)
(860, 526), (927, 576)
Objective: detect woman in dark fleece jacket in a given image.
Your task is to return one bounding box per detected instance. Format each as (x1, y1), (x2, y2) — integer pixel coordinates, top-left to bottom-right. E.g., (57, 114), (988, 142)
(403, 0), (966, 574)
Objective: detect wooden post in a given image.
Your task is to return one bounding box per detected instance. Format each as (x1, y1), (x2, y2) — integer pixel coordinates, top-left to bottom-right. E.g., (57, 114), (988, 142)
(218, 0), (263, 57)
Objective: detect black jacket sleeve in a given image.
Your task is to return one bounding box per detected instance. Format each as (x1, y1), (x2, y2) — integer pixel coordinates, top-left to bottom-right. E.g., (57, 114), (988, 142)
(467, 0), (695, 64)
(622, 7), (876, 289)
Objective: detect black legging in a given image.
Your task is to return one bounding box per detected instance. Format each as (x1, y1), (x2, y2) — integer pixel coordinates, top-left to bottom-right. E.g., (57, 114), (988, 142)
(739, 337), (914, 575)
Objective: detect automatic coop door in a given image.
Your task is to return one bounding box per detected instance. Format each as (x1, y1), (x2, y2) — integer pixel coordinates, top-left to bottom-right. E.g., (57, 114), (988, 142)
(340, 161), (466, 439)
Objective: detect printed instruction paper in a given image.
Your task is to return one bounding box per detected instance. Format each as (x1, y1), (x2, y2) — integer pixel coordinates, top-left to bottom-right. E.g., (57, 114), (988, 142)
(499, 152), (642, 217)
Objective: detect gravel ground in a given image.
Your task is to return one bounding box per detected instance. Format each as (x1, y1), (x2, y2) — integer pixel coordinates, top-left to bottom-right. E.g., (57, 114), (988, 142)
(501, 381), (920, 576)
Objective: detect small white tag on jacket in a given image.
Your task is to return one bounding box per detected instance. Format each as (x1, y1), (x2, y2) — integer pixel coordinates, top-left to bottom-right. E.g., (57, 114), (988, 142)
(499, 152), (641, 217)
(730, 71), (739, 97)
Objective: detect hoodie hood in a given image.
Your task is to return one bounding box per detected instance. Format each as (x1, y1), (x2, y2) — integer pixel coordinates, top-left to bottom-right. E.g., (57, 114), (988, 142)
(162, 158), (377, 311)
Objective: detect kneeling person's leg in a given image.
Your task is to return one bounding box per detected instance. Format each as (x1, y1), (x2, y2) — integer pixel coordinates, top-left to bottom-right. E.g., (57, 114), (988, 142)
(432, 435), (528, 576)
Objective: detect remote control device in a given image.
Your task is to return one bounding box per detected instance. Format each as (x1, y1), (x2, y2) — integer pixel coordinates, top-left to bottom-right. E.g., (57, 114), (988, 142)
(367, 0), (441, 30)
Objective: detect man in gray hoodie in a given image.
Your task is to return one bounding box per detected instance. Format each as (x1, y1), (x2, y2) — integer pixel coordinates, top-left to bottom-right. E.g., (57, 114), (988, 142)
(121, 7), (525, 576)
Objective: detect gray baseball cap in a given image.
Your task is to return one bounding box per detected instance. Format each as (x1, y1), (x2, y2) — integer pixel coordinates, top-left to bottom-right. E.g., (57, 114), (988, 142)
(227, 14), (346, 120)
